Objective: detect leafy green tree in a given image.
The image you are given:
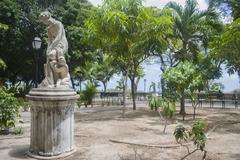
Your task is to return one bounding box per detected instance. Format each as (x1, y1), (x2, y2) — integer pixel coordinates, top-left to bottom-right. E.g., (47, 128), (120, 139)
(163, 62), (206, 119)
(94, 53), (118, 92)
(187, 73), (205, 119)
(165, 0), (222, 114)
(84, 0), (172, 111)
(0, 0), (47, 88)
(166, 0), (212, 62)
(211, 18), (240, 79)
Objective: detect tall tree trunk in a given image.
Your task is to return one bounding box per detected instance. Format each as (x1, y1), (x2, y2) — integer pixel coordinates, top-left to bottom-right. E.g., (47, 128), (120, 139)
(180, 88), (185, 120)
(103, 81), (107, 93)
(130, 78), (136, 110)
(163, 119), (167, 134)
(78, 78), (82, 92)
(161, 77), (165, 97)
(182, 41), (187, 62)
(193, 106), (196, 119)
(122, 71), (128, 118)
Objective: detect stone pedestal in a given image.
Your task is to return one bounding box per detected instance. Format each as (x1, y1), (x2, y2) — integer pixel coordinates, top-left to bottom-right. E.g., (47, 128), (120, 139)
(26, 88), (79, 159)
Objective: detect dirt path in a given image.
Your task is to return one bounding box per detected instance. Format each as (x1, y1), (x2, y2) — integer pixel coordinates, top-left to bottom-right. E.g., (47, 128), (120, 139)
(0, 103), (240, 160)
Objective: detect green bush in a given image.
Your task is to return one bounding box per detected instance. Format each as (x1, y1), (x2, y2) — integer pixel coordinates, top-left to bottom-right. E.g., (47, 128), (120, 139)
(174, 120), (208, 159)
(14, 126), (24, 135)
(80, 82), (97, 107)
(0, 88), (20, 132)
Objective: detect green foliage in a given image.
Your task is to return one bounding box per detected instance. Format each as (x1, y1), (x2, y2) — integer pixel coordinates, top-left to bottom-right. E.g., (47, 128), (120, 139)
(148, 96), (176, 133)
(161, 98), (176, 119)
(208, 81), (224, 94)
(164, 62), (206, 117)
(211, 18), (240, 75)
(148, 96), (176, 118)
(166, 0), (223, 62)
(191, 120), (208, 151)
(0, 88), (20, 130)
(0, 0), (49, 87)
(174, 120), (208, 151)
(148, 95), (160, 111)
(174, 120), (208, 159)
(163, 62), (205, 97)
(174, 125), (189, 143)
(14, 126), (24, 135)
(0, 23), (8, 30)
(0, 58), (6, 71)
(80, 82), (97, 107)
(84, 0), (173, 109)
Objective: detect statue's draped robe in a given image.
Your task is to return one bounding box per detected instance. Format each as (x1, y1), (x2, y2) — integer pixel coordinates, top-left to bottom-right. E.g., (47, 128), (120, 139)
(40, 19), (69, 87)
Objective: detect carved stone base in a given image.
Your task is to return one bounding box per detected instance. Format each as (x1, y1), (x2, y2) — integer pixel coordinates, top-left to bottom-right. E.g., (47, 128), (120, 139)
(26, 88), (79, 159)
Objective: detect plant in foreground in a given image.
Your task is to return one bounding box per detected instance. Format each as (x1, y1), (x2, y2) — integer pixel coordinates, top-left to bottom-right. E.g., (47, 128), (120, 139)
(0, 88), (20, 134)
(174, 120), (208, 160)
(148, 96), (176, 134)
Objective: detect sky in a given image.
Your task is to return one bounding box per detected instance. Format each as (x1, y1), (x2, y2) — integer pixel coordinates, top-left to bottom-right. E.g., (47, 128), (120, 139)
(87, 0), (239, 92)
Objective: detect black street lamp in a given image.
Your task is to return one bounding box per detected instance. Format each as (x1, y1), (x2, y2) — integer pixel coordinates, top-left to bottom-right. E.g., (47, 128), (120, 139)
(32, 37), (42, 88)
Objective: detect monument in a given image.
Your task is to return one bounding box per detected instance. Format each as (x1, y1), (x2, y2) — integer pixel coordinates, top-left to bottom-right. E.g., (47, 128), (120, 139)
(26, 11), (79, 159)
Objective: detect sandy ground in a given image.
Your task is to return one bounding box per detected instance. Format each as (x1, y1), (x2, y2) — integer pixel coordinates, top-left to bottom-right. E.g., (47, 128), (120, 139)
(0, 101), (240, 160)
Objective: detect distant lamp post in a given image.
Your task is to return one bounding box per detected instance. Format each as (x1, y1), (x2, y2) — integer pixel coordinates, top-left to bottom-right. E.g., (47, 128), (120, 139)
(32, 37), (42, 88)
(144, 79), (146, 92)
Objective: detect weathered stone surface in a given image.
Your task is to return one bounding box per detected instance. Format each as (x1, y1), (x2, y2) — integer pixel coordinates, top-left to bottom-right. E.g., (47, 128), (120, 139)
(26, 88), (79, 159)
(38, 11), (71, 88)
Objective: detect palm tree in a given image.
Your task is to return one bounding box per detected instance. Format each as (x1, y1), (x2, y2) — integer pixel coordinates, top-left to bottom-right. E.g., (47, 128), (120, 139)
(166, 0), (221, 115)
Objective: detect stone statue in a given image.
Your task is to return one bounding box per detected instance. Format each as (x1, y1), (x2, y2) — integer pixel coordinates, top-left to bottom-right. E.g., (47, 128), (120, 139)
(38, 11), (71, 88)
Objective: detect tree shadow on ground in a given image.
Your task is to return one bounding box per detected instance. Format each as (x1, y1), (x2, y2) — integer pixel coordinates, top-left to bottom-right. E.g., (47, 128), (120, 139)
(8, 144), (29, 159)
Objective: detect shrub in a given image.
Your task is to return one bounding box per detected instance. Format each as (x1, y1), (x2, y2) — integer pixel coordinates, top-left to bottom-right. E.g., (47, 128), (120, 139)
(148, 96), (176, 134)
(80, 82), (97, 107)
(174, 120), (208, 159)
(14, 126), (24, 135)
(0, 88), (20, 133)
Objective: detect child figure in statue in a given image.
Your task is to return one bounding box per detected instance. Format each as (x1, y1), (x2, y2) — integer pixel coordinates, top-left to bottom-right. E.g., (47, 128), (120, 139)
(38, 11), (71, 88)
(53, 56), (71, 88)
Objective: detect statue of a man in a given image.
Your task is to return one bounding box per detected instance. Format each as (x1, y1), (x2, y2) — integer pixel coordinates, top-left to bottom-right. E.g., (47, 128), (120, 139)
(38, 11), (71, 88)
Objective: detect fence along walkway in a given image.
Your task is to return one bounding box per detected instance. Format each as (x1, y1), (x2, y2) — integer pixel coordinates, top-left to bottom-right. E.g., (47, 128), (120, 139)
(90, 92), (240, 109)
(186, 93), (239, 109)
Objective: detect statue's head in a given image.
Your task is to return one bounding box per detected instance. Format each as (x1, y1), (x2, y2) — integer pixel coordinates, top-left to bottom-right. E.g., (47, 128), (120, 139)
(58, 56), (66, 66)
(39, 11), (52, 25)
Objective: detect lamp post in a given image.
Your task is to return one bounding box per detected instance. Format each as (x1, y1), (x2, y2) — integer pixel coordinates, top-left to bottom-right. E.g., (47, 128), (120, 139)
(144, 79), (146, 92)
(32, 37), (42, 88)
